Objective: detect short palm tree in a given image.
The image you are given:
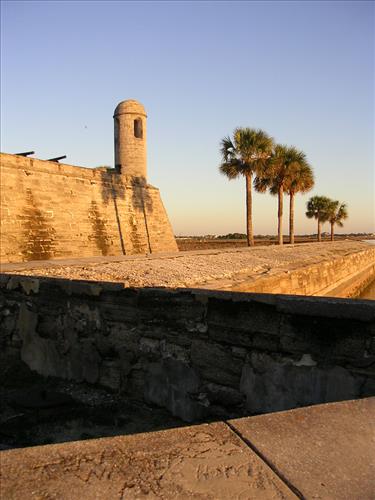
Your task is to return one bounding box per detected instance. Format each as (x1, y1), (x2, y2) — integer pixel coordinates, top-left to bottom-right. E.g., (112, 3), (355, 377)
(327, 201), (348, 241)
(255, 145), (312, 245)
(220, 128), (274, 246)
(305, 195), (332, 242)
(284, 160), (314, 244)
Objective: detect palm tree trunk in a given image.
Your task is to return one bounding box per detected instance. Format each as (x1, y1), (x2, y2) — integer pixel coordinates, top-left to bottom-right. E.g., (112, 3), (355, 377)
(289, 192), (295, 244)
(331, 222), (334, 241)
(318, 219), (322, 242)
(246, 173), (254, 246)
(278, 185), (283, 245)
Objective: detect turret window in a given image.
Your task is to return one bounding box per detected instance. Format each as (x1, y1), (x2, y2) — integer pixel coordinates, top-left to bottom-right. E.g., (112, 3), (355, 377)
(134, 118), (143, 139)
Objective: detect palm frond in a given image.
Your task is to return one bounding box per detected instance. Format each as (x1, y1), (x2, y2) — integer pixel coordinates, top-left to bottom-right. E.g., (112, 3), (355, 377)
(233, 127), (274, 168)
(306, 195), (332, 221)
(327, 201), (348, 225)
(254, 175), (271, 193)
(220, 136), (235, 163)
(219, 161), (241, 179)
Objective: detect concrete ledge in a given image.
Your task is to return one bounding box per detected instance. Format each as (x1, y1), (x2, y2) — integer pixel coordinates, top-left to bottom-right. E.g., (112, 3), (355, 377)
(0, 422), (297, 499)
(1, 398), (373, 499)
(229, 397), (375, 500)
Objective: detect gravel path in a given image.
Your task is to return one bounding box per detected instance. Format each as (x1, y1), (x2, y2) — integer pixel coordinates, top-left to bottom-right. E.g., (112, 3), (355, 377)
(2, 241), (371, 289)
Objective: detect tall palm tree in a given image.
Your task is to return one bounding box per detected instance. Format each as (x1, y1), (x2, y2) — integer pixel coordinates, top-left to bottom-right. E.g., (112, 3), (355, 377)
(220, 128), (274, 246)
(305, 195), (331, 242)
(284, 161), (314, 244)
(327, 201), (348, 241)
(255, 145), (312, 245)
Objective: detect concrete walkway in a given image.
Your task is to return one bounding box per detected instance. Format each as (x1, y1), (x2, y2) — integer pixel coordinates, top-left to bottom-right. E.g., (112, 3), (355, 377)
(1, 398), (374, 499)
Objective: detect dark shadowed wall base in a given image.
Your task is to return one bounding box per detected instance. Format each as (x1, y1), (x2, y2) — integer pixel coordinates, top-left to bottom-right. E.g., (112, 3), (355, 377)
(1, 274), (374, 422)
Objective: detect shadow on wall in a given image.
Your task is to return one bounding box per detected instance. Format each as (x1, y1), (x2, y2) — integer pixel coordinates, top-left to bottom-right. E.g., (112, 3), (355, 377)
(100, 170), (126, 254)
(130, 177), (153, 254)
(20, 190), (57, 261)
(88, 201), (110, 256)
(99, 170), (154, 254)
(130, 177), (153, 214)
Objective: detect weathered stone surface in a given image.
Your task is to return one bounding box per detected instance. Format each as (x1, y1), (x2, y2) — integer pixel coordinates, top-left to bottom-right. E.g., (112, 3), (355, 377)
(66, 345), (84, 381)
(191, 339), (243, 387)
(100, 302), (139, 323)
(105, 322), (140, 350)
(8, 388), (74, 409)
(369, 335), (375, 354)
(21, 334), (66, 379)
(0, 421), (297, 499)
(0, 146), (177, 264)
(240, 353), (363, 414)
(114, 99), (148, 179)
(99, 359), (121, 391)
(139, 336), (160, 355)
(80, 341), (101, 384)
(203, 382), (244, 408)
(160, 340), (190, 363)
(1, 275), (375, 421)
(229, 398), (375, 500)
(5, 240), (374, 298)
(16, 302), (38, 342)
(361, 378), (375, 397)
(144, 358), (204, 421)
(138, 289), (206, 325)
(6, 276), (40, 294)
(208, 324), (255, 347)
(207, 297), (280, 335)
(277, 294), (375, 321)
(36, 313), (63, 339)
(252, 332), (280, 351)
(280, 314), (369, 361)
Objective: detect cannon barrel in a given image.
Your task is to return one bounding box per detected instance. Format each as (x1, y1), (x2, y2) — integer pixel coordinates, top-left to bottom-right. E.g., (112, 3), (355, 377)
(15, 151), (35, 157)
(47, 155), (67, 162)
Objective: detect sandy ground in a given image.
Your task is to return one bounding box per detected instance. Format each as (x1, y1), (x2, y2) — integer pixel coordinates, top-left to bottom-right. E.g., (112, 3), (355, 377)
(2, 241), (372, 289)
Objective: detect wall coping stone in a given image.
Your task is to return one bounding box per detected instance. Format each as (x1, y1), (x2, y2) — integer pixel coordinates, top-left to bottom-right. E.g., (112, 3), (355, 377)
(1, 273), (374, 322)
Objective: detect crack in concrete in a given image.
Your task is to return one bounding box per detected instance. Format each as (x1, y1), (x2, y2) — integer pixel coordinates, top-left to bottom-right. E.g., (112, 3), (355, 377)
(224, 420), (305, 499)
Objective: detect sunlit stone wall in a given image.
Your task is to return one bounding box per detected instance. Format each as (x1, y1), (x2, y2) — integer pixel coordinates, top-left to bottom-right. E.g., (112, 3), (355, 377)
(0, 153), (177, 263)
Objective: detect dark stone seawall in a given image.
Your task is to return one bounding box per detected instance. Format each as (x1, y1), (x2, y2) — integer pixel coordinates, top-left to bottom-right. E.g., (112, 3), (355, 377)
(1, 274), (374, 422)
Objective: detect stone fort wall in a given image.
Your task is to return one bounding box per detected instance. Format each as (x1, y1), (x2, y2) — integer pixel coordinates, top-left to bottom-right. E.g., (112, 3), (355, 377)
(0, 153), (177, 263)
(1, 273), (374, 422)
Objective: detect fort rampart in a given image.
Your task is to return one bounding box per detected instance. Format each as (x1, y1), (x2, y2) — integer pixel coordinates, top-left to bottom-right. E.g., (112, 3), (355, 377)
(1, 274), (374, 422)
(0, 152), (177, 263)
(224, 245), (375, 298)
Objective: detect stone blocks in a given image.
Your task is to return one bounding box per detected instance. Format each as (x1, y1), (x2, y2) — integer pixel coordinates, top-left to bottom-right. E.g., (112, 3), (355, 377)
(1, 274), (374, 422)
(0, 153), (177, 263)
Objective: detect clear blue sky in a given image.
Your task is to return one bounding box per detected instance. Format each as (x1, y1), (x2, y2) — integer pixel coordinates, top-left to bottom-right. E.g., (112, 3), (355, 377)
(1, 0), (374, 235)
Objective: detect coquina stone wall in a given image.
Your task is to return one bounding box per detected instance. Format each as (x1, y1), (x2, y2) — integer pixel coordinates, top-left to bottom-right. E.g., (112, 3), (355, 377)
(228, 246), (375, 298)
(0, 153), (177, 263)
(1, 274), (374, 422)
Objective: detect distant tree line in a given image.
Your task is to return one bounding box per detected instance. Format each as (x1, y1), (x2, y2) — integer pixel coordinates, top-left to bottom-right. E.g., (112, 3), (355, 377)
(217, 233), (247, 240)
(219, 128), (348, 245)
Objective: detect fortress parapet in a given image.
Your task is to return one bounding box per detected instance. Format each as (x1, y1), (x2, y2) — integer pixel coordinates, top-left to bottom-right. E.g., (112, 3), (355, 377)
(0, 99), (178, 262)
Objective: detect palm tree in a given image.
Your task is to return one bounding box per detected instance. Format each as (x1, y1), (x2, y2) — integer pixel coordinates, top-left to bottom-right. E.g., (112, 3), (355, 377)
(305, 195), (331, 242)
(220, 128), (274, 246)
(284, 160), (314, 244)
(255, 145), (312, 245)
(327, 201), (348, 241)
